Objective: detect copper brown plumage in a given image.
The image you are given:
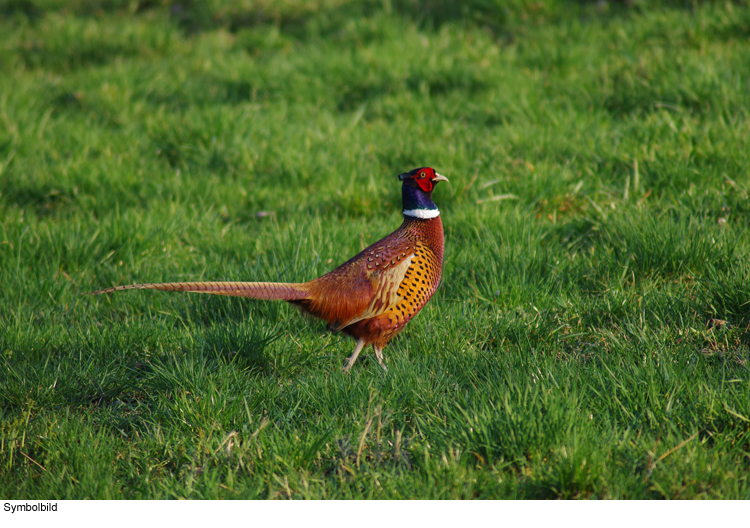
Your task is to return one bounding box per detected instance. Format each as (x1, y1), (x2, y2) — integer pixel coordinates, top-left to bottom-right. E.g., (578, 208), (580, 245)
(88, 167), (448, 372)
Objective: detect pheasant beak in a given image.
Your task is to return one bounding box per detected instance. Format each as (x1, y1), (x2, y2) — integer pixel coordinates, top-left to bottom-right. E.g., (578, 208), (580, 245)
(432, 173), (449, 183)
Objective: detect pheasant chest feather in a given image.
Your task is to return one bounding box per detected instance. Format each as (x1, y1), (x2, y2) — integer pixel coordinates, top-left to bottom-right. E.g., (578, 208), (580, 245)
(340, 216), (444, 346)
(386, 241), (442, 327)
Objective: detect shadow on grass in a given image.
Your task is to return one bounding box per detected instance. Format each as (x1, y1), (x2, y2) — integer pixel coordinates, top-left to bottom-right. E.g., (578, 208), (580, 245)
(0, 308), (279, 419)
(10, 0), (745, 40)
(163, 0), (750, 37)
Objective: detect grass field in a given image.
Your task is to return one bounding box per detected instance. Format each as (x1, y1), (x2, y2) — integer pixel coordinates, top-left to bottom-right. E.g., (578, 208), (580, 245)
(2, 0), (750, 499)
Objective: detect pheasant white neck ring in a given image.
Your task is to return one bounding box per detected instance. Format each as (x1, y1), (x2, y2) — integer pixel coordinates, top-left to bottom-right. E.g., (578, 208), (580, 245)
(402, 208), (440, 219)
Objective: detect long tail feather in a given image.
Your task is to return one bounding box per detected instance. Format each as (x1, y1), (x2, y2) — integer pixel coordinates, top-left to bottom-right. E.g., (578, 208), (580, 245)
(86, 281), (310, 301)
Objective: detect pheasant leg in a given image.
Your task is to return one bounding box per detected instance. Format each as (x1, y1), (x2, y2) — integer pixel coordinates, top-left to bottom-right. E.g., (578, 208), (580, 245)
(343, 339), (366, 373)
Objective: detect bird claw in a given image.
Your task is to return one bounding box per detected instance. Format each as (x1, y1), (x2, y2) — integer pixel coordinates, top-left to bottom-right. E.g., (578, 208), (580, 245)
(374, 345), (387, 372)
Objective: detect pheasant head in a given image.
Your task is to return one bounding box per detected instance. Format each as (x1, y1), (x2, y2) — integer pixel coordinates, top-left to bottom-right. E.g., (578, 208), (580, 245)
(398, 167), (449, 219)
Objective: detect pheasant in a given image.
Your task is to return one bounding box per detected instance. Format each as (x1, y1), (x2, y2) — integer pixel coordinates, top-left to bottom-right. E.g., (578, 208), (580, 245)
(89, 167), (448, 372)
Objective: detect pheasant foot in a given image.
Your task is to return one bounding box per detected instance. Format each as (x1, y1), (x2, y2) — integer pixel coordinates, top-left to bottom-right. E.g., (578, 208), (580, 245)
(373, 345), (388, 372)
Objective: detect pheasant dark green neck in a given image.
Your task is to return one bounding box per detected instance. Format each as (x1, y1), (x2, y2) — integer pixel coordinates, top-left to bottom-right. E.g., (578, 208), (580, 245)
(401, 182), (439, 219)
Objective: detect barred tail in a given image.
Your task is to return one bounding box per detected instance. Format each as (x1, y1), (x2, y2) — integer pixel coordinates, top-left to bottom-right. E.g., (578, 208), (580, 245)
(86, 281), (311, 301)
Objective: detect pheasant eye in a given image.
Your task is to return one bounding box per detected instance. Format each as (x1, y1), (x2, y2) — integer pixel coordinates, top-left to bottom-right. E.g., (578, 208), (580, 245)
(418, 171), (426, 179)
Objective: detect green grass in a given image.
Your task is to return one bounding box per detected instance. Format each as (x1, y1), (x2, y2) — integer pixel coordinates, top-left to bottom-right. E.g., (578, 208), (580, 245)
(2, 0), (750, 499)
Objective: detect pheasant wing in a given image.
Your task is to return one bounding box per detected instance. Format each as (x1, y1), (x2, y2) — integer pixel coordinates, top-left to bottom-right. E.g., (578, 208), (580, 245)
(295, 235), (417, 330)
(335, 254), (414, 328)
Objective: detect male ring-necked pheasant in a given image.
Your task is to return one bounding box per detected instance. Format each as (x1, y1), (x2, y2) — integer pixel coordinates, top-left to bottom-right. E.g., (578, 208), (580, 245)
(90, 167), (448, 372)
